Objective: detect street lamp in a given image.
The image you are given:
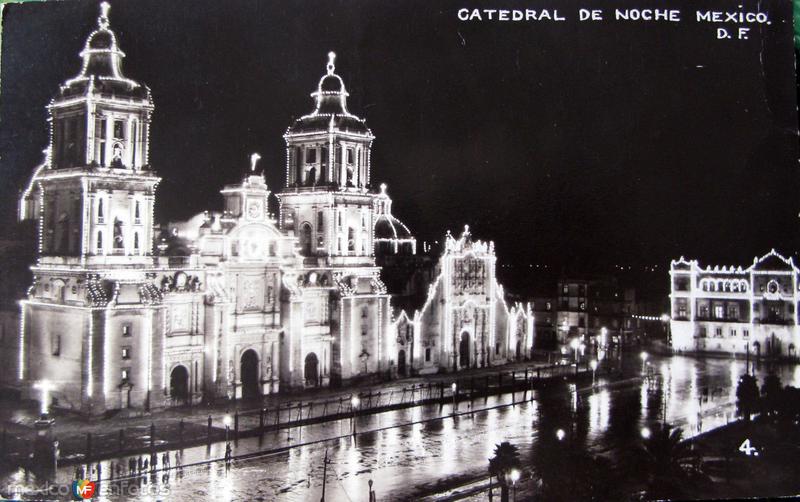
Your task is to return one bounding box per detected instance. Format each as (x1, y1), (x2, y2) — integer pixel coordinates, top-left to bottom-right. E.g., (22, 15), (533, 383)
(223, 414), (232, 443)
(590, 360), (598, 386)
(509, 468), (520, 502)
(641, 426), (651, 439)
(556, 428), (565, 441)
(569, 338), (580, 362)
(451, 382), (458, 415)
(351, 396), (360, 436)
(33, 379), (56, 418)
(640, 351), (648, 373)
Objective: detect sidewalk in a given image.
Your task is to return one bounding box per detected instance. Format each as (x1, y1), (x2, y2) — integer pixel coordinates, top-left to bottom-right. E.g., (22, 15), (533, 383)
(0, 358), (596, 467)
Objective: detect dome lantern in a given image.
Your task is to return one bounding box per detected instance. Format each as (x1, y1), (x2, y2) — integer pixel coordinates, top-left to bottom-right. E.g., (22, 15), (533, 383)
(58, 2), (150, 101)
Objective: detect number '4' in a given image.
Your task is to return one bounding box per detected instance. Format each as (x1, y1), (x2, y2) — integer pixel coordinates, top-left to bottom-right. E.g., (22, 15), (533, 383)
(739, 439), (756, 456)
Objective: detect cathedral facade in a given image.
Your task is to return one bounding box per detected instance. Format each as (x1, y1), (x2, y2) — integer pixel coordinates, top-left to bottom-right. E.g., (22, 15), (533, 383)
(14, 3), (533, 414)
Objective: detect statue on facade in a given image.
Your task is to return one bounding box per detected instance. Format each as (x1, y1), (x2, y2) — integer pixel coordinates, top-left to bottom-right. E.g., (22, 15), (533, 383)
(113, 218), (124, 249)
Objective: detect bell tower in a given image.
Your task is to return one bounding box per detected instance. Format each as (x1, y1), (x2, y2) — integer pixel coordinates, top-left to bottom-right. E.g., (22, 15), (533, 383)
(278, 52), (376, 264)
(20, 2), (159, 262)
(18, 3), (165, 416)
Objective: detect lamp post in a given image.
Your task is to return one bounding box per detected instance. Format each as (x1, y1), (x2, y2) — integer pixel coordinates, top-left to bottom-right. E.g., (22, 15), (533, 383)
(509, 468), (520, 502)
(660, 314), (671, 347)
(451, 382), (457, 415)
(556, 428), (565, 441)
(590, 360), (598, 386)
(223, 414), (232, 444)
(599, 327), (608, 361)
(569, 338), (580, 363)
(351, 396), (360, 436)
(33, 379), (56, 419)
(320, 448), (329, 502)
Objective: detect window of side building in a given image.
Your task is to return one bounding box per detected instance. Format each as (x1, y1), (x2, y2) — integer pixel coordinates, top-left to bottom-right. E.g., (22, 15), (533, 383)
(50, 333), (61, 356)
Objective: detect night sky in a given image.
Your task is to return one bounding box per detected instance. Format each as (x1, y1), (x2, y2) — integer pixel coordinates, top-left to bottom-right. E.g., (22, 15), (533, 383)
(1, 0), (798, 296)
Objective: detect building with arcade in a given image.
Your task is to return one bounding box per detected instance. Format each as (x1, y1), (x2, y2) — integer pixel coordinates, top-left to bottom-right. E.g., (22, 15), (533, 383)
(669, 250), (800, 359)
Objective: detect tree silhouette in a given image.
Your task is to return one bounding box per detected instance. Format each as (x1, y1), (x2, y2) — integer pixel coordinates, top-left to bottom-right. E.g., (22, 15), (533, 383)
(638, 423), (704, 500)
(736, 374), (760, 422)
(776, 386), (800, 424)
(489, 441), (521, 502)
(760, 373), (782, 418)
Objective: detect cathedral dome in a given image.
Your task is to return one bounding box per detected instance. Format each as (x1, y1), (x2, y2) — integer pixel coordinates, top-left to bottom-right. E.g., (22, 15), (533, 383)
(57, 2), (150, 101)
(286, 52), (371, 136)
(375, 214), (413, 240)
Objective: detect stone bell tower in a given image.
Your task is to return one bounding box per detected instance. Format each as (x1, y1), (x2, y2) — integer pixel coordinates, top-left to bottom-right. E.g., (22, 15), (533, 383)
(18, 3), (164, 415)
(279, 52), (377, 264)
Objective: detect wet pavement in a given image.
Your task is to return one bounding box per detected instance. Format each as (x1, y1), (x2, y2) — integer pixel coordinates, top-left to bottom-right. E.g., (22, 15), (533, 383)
(2, 353), (798, 501)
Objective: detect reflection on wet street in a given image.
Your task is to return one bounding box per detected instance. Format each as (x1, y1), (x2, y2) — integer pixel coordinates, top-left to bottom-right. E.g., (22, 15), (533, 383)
(3, 354), (798, 501)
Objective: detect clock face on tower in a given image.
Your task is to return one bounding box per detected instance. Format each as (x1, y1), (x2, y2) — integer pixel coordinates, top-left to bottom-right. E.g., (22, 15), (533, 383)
(246, 199), (263, 220)
(240, 228), (267, 260)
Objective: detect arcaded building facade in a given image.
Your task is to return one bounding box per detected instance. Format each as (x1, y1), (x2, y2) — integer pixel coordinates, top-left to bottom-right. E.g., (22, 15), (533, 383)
(12, 4), (533, 414)
(670, 250), (800, 359)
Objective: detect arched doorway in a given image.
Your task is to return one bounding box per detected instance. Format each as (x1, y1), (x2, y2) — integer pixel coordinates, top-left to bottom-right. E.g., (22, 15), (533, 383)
(459, 331), (471, 368)
(300, 223), (313, 255)
(305, 352), (319, 387)
(398, 349), (407, 376)
(753, 341), (761, 358)
(769, 334), (781, 357)
(170, 365), (190, 405)
(240, 350), (260, 399)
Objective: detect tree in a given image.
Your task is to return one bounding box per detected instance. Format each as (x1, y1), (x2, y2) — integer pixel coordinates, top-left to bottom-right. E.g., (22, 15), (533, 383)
(489, 441), (521, 502)
(532, 436), (625, 501)
(736, 374), (760, 422)
(776, 386), (800, 424)
(638, 423), (704, 500)
(760, 373), (782, 418)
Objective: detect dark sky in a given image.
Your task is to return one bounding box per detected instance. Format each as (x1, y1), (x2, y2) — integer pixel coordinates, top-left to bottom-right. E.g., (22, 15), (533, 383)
(1, 0), (798, 287)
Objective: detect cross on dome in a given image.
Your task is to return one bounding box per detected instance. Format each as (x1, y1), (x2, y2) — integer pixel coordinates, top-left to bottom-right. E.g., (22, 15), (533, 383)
(327, 51), (336, 75)
(99, 2), (111, 28)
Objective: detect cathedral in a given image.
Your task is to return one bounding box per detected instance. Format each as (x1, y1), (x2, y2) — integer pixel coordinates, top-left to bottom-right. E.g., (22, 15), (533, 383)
(14, 3), (533, 414)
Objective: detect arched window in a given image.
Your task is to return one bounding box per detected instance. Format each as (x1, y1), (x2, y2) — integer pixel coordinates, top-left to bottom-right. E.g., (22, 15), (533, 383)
(295, 147), (302, 184)
(97, 231), (103, 252)
(321, 147), (328, 181)
(134, 201), (141, 223)
(348, 228), (355, 252)
(97, 198), (104, 222)
(131, 119), (138, 167)
(133, 232), (140, 251)
(300, 223), (313, 255)
(58, 213), (70, 254)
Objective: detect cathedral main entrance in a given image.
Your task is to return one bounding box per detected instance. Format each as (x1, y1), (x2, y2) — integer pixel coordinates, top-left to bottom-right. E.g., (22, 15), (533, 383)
(459, 332), (471, 368)
(241, 350), (260, 399)
(170, 365), (189, 405)
(305, 352), (319, 387)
